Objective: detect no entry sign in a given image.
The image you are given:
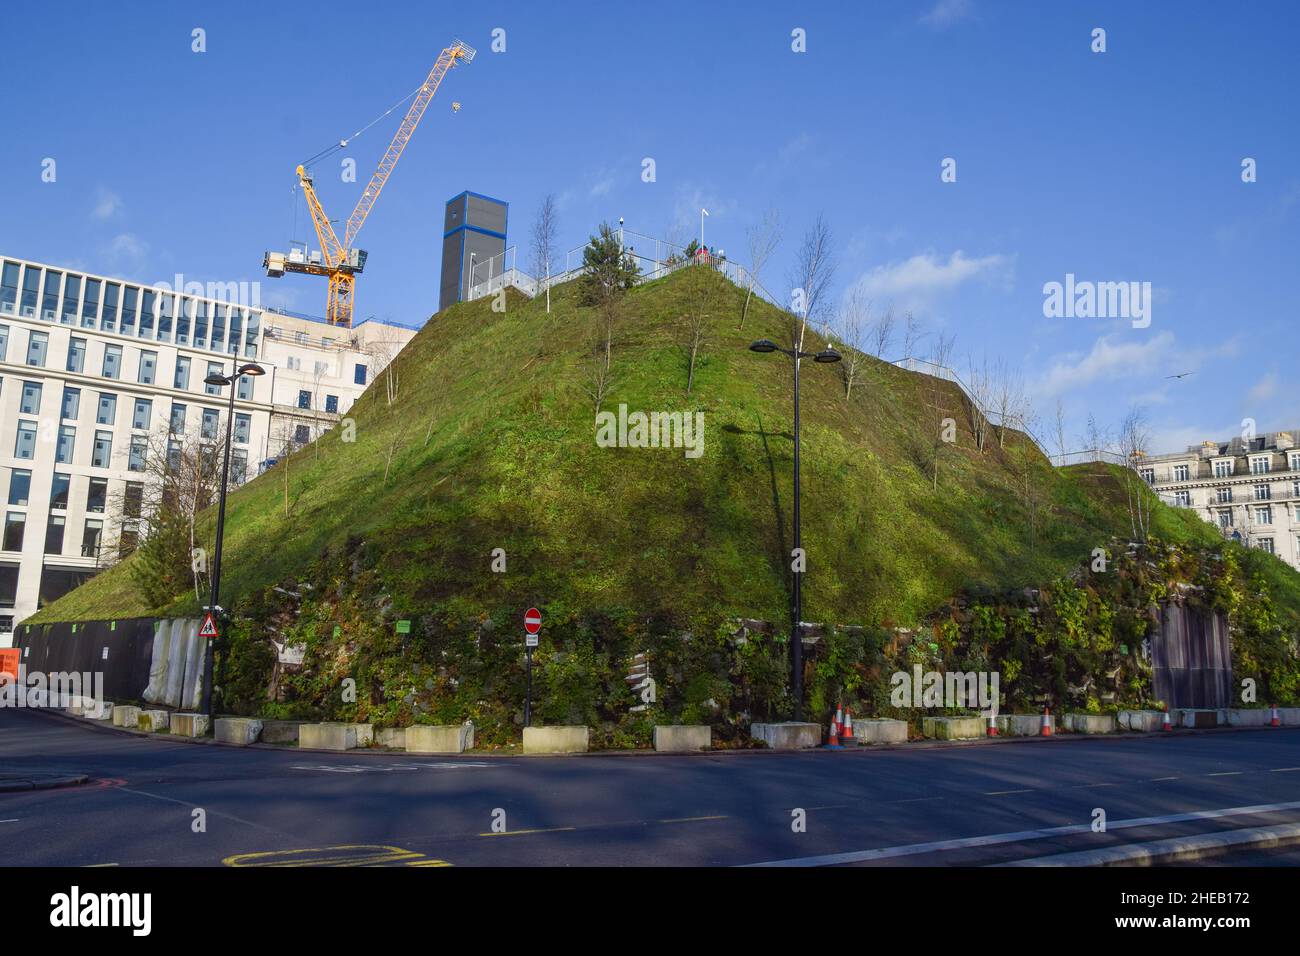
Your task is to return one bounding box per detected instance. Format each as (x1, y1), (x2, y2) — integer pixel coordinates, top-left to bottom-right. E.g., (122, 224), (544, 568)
(524, 608), (542, 634)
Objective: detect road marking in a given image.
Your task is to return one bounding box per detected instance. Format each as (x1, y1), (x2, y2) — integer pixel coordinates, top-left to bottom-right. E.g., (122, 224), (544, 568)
(0, 818), (19, 824)
(118, 786), (286, 838)
(480, 826), (577, 837)
(224, 845), (441, 867)
(405, 859), (453, 867)
(659, 815), (728, 824)
(984, 789), (1034, 796)
(1078, 782), (1117, 788)
(744, 799), (1300, 867)
(290, 762), (494, 774)
(1270, 768), (1300, 773)
(1208, 772), (1243, 777)
(1149, 777), (1179, 782)
(84, 863), (119, 867)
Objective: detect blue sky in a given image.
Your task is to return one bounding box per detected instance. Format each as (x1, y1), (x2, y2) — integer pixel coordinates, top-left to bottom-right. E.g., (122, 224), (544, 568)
(2, 0), (1297, 453)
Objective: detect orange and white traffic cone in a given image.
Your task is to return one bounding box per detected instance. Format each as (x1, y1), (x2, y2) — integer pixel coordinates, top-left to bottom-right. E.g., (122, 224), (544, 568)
(825, 712), (841, 748)
(1271, 703), (1281, 727)
(987, 713), (999, 736)
(1162, 705), (1172, 732)
(841, 708), (854, 746)
(1040, 705), (1053, 737)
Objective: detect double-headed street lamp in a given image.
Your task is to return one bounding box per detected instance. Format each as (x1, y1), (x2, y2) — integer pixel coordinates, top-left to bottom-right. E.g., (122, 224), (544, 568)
(200, 360), (266, 717)
(748, 337), (841, 722)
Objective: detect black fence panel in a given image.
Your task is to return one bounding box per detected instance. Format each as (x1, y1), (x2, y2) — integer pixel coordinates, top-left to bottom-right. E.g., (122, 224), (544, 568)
(1153, 601), (1233, 709)
(13, 618), (158, 703)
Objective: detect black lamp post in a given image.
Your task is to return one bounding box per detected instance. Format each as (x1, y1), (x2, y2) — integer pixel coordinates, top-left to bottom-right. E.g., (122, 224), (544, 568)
(748, 337), (841, 722)
(200, 360), (266, 717)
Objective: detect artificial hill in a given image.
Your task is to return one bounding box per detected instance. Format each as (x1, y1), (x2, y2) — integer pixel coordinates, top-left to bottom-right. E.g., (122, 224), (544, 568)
(29, 264), (1300, 736)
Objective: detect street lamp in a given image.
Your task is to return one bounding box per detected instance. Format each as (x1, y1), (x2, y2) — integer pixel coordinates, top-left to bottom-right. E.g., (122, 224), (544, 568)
(748, 337), (841, 722)
(200, 360), (266, 717)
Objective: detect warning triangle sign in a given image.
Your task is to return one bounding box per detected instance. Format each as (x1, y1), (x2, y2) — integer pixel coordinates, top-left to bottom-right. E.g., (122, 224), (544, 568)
(199, 612), (219, 639)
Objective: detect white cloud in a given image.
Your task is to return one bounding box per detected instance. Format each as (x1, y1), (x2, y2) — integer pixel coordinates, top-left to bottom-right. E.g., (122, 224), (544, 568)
(588, 175), (614, 198)
(1036, 331), (1175, 396)
(101, 232), (149, 272)
(851, 250), (1013, 304)
(1248, 371), (1278, 403)
(93, 188), (122, 221)
(920, 0), (974, 29)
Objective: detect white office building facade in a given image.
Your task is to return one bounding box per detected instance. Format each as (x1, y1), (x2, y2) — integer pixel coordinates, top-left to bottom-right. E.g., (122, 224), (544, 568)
(1142, 431), (1300, 571)
(0, 254), (416, 640)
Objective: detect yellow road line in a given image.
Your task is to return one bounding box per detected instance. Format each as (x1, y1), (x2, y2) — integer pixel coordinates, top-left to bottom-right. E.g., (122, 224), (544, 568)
(479, 826), (577, 837)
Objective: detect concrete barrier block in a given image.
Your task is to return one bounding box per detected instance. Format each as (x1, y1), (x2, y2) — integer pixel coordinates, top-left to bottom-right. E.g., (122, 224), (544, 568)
(65, 696), (88, 716)
(1225, 708), (1271, 727)
(170, 713), (210, 737)
(750, 722), (821, 749)
(406, 723), (476, 754)
(653, 725), (711, 752)
(299, 723), (357, 751)
(137, 710), (170, 733)
(996, 714), (1044, 736)
(112, 705), (141, 729)
(1064, 714), (1115, 734)
(854, 718), (908, 744)
(522, 726), (589, 754)
(348, 723), (374, 748)
(214, 717), (263, 746)
(1280, 708), (1300, 726)
(259, 720), (304, 744)
(85, 701), (114, 721)
(1176, 709), (1219, 729)
(1118, 709), (1164, 732)
(921, 716), (984, 740)
(377, 728), (406, 749)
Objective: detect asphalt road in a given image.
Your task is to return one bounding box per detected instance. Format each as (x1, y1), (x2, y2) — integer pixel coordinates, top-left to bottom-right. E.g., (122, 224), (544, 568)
(3, 707), (1300, 867)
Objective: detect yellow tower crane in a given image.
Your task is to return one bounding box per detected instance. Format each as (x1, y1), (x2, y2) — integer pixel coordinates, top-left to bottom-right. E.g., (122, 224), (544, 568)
(263, 38), (475, 327)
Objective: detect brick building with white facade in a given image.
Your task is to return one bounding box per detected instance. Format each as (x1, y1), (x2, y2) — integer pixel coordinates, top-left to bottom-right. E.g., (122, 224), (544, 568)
(0, 254), (416, 640)
(1141, 430), (1300, 571)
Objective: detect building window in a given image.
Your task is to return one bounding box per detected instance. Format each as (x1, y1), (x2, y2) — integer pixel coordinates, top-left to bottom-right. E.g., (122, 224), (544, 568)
(170, 403), (187, 435)
(128, 437), (147, 472)
(138, 289), (155, 338)
(60, 275), (80, 325)
(231, 448), (248, 485)
(0, 262), (17, 314)
(297, 390), (312, 410)
(66, 336), (86, 373)
(174, 355), (191, 390)
(14, 420), (37, 460)
(1213, 459), (1234, 478)
(314, 360), (328, 377)
(50, 473), (70, 510)
(294, 424), (310, 445)
(237, 374), (253, 400)
(2, 513), (25, 552)
(1255, 505), (1273, 525)
(61, 386), (80, 420)
(81, 279), (101, 327)
(56, 425), (75, 464)
(96, 392), (117, 425)
(1173, 464), (1190, 482)
(0, 323), (7, 360)
(44, 515), (66, 555)
(167, 439), (182, 472)
(8, 470), (31, 507)
(1139, 467), (1154, 484)
(123, 482), (143, 519)
(1290, 454), (1300, 472)
(19, 380), (42, 415)
(133, 398), (152, 430)
(201, 408), (220, 441)
(1174, 490), (1191, 507)
(1258, 537), (1275, 554)
(82, 519), (103, 558)
(20, 267), (38, 317)
(205, 362), (224, 395)
(118, 521), (139, 558)
(233, 413), (251, 444)
(325, 394), (339, 414)
(1216, 487), (1232, 503)
(138, 350), (157, 385)
(1217, 510), (1233, 528)
(92, 431), (113, 469)
(102, 282), (119, 331)
(40, 269), (61, 321)
(1251, 456), (1271, 475)
(26, 330), (48, 366)
(1254, 483), (1272, 501)
(86, 477), (107, 514)
(354, 363), (367, 385)
(286, 355), (301, 371)
(102, 343), (122, 378)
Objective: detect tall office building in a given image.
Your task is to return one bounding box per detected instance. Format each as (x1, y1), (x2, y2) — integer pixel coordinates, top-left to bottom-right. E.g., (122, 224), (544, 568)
(0, 254), (417, 641)
(439, 191), (507, 311)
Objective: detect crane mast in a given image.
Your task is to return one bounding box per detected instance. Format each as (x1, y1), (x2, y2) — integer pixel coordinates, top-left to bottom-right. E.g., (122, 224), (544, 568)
(264, 38), (475, 327)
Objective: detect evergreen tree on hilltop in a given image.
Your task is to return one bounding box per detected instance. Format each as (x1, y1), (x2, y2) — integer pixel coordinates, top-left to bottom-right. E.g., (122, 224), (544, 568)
(580, 222), (640, 304)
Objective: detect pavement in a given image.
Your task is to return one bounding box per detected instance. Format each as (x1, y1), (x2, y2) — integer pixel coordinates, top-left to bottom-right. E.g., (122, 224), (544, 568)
(4, 706), (1300, 866)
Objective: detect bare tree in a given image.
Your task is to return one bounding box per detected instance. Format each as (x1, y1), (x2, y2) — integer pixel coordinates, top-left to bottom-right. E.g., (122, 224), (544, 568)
(868, 306), (895, 359)
(679, 263), (717, 393)
(530, 192), (558, 314)
(965, 353), (994, 453)
(739, 208), (781, 329)
(927, 332), (957, 491)
(1054, 398), (1068, 467)
(786, 213), (836, 353)
(992, 358), (1027, 449)
(837, 288), (870, 401)
(902, 311), (924, 360)
(383, 421), (411, 488)
(1116, 407), (1153, 542)
(362, 332), (404, 407)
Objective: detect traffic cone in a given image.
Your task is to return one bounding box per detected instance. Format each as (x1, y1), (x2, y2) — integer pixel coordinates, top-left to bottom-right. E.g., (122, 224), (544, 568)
(1162, 705), (1172, 732)
(987, 713), (999, 737)
(825, 712), (841, 748)
(841, 708), (855, 746)
(1040, 705), (1052, 737)
(1271, 704), (1281, 728)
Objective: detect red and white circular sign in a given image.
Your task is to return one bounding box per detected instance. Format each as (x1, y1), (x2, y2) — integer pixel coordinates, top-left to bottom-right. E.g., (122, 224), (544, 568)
(524, 607), (542, 634)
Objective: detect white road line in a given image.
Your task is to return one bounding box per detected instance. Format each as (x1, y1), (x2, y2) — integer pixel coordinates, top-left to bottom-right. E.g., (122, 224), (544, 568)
(0, 819), (18, 824)
(984, 789), (1034, 796)
(1208, 772), (1243, 777)
(117, 786), (286, 838)
(1149, 777), (1179, 781)
(1271, 767), (1300, 773)
(744, 799), (1300, 867)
